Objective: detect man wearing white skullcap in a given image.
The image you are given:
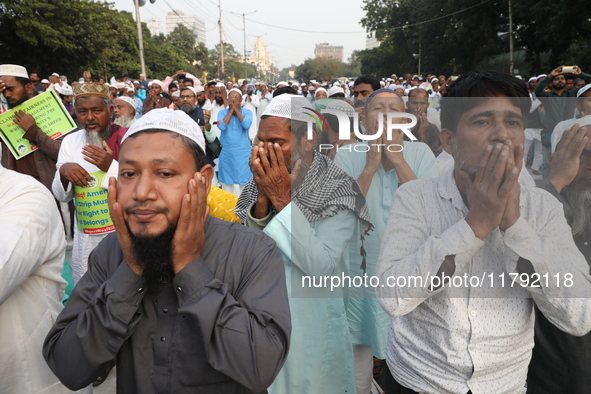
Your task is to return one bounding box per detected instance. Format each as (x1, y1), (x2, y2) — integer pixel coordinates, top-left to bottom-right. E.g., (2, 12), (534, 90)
(216, 88), (253, 196)
(0, 64), (64, 191)
(44, 108), (291, 394)
(113, 96), (137, 129)
(209, 82), (228, 139)
(235, 94), (372, 394)
(142, 79), (171, 115)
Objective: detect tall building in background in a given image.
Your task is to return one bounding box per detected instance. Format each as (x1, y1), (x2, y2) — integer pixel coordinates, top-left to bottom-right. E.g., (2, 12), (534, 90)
(165, 10), (206, 45)
(366, 35), (380, 50)
(314, 43), (344, 62)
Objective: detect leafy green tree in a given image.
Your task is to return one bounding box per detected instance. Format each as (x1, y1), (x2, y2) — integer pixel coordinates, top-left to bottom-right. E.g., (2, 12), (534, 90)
(0, 0), (141, 79)
(207, 43), (257, 80)
(295, 57), (344, 81)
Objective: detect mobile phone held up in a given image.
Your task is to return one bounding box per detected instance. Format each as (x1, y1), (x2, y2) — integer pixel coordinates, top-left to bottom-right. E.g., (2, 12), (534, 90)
(562, 66), (578, 74)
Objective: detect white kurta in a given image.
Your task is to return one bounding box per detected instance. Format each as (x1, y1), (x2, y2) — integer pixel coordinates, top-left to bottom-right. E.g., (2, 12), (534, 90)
(52, 130), (113, 283)
(256, 92), (273, 120)
(241, 94), (259, 140)
(0, 166), (89, 393)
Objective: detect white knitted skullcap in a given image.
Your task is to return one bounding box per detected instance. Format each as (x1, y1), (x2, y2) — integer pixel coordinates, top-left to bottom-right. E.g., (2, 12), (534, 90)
(228, 88), (242, 96)
(325, 99), (355, 118)
(59, 85), (74, 96)
(327, 86), (344, 97)
(122, 108), (205, 153)
(261, 93), (310, 123)
(172, 90), (180, 97)
(150, 79), (162, 87)
(576, 83), (591, 98)
(0, 64), (28, 78)
(215, 82), (225, 88)
(182, 86), (197, 95)
(115, 96), (136, 108)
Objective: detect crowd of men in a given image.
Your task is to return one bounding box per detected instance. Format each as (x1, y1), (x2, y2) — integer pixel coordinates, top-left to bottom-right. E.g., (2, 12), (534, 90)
(1, 61), (590, 394)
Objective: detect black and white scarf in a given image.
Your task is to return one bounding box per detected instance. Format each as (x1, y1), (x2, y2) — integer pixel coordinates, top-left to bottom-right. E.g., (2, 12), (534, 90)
(235, 151), (374, 272)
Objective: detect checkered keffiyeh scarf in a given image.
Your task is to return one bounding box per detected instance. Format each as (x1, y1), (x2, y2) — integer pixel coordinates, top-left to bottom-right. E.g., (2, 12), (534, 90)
(235, 151), (374, 272)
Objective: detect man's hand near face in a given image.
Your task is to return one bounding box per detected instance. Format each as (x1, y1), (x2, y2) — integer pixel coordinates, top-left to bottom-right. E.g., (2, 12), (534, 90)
(459, 142), (521, 240)
(82, 141), (113, 172)
(108, 172), (210, 276)
(548, 124), (589, 193)
(412, 111), (429, 139)
(250, 142), (301, 214)
(59, 163), (92, 188)
(499, 140), (524, 231)
(108, 176), (142, 275)
(170, 172), (210, 273)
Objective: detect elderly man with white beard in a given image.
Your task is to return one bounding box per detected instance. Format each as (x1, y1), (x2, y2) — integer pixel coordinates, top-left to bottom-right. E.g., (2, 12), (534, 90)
(53, 83), (128, 283)
(528, 123), (591, 393)
(113, 96), (136, 128)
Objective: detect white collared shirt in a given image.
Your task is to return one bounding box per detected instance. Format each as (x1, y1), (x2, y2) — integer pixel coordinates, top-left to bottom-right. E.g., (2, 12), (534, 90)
(376, 168), (591, 394)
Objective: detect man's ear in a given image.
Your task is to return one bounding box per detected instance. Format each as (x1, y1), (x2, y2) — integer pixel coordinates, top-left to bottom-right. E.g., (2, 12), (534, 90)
(198, 164), (214, 195)
(440, 128), (455, 155)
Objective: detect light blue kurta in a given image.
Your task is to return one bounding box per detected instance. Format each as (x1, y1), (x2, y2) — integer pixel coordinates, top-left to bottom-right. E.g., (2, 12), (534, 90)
(334, 141), (438, 359)
(265, 203), (357, 394)
(217, 108), (253, 185)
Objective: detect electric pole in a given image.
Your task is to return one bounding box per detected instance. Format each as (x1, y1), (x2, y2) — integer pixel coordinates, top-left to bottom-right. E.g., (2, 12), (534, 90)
(242, 11), (257, 81)
(134, 0), (147, 77)
(218, 0), (224, 78)
(243, 13), (247, 80)
(509, 0), (514, 75)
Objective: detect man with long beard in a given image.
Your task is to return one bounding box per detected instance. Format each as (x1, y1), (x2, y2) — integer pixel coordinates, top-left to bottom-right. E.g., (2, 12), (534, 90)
(52, 83), (128, 283)
(43, 108), (291, 393)
(528, 124), (591, 393)
(0, 64), (63, 191)
(210, 83), (228, 139)
(113, 96), (136, 128)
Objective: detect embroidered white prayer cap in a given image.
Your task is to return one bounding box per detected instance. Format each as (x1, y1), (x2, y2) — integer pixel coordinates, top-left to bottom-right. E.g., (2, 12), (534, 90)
(228, 88), (242, 96)
(0, 64), (28, 78)
(215, 82), (225, 88)
(150, 79), (163, 87)
(262, 93), (310, 123)
(41, 79), (50, 84)
(326, 99), (355, 118)
(194, 85), (205, 93)
(115, 96), (136, 108)
(172, 90), (180, 97)
(276, 81), (288, 87)
(122, 108), (205, 153)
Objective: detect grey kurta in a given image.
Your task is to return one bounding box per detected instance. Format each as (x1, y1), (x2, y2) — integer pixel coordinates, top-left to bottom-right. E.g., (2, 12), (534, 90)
(43, 216), (291, 394)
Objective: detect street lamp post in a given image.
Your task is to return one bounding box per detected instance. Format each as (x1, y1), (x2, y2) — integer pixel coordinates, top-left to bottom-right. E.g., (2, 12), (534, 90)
(134, 0), (147, 77)
(242, 10), (257, 80)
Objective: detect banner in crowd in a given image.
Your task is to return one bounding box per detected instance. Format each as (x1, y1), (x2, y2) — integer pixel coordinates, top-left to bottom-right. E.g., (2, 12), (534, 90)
(0, 89), (76, 159)
(74, 171), (115, 235)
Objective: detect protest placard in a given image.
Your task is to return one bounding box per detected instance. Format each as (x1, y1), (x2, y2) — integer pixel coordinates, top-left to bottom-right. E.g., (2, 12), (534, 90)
(73, 171), (115, 235)
(0, 89), (76, 159)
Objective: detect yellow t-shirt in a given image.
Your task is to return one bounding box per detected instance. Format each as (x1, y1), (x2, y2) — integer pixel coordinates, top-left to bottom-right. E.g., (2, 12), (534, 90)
(207, 185), (241, 223)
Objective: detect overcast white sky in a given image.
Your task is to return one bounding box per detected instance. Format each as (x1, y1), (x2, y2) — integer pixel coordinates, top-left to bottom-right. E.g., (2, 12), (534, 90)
(112, 0), (369, 69)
